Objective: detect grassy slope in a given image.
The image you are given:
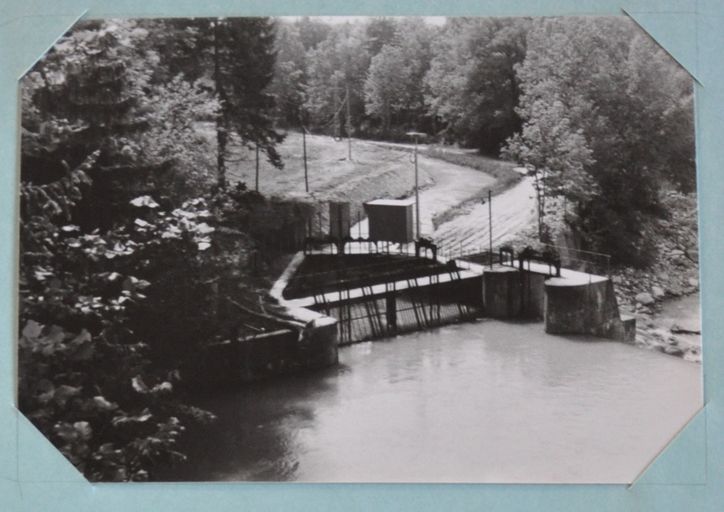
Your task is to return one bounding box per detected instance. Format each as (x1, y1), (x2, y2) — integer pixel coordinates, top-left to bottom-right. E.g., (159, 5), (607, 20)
(221, 129), (520, 230)
(223, 130), (432, 224)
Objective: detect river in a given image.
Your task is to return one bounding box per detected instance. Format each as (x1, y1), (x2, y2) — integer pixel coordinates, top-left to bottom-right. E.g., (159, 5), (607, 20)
(161, 319), (701, 483)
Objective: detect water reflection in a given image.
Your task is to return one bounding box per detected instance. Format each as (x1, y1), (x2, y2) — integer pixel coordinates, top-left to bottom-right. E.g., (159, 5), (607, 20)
(160, 320), (701, 483)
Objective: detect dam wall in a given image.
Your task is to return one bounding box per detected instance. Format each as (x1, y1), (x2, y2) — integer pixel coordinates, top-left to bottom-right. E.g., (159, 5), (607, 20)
(191, 312), (338, 386)
(482, 267), (546, 319)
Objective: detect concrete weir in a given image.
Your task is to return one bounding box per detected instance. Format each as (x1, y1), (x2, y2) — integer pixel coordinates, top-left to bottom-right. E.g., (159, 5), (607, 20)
(471, 258), (635, 342)
(194, 252), (340, 385)
(201, 248), (635, 384)
(275, 248), (635, 346)
(445, 254), (635, 342)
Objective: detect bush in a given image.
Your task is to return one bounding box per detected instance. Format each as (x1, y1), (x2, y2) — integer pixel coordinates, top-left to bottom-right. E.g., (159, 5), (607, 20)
(19, 157), (218, 481)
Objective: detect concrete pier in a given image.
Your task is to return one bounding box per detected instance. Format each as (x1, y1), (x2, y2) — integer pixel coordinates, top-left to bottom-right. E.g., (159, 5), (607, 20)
(483, 266), (521, 318)
(545, 278), (636, 342)
(459, 258), (635, 342)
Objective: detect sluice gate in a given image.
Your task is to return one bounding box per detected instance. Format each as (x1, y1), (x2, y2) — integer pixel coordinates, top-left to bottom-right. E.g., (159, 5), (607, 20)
(309, 268), (480, 345)
(271, 236), (634, 350)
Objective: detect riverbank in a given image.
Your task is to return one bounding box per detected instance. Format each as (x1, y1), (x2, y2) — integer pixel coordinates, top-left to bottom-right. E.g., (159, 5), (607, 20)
(633, 293), (701, 362)
(500, 189), (700, 362)
(612, 191), (700, 362)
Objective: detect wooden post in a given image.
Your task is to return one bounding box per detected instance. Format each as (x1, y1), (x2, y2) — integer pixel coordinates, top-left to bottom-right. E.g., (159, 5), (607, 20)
(302, 128), (309, 193)
(255, 144), (260, 192)
(385, 294), (397, 334)
(213, 19), (227, 189)
(346, 81), (352, 160)
(488, 189), (493, 268)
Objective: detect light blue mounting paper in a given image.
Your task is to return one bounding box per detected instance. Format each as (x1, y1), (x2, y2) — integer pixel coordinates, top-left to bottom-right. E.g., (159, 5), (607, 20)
(1, 1), (722, 510)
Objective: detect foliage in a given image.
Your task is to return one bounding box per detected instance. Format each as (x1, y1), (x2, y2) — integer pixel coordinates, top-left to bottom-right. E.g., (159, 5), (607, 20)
(21, 20), (154, 177)
(303, 22), (371, 135)
(363, 19), (436, 137)
(137, 76), (220, 199)
(364, 17), (399, 56)
(21, 19), (223, 226)
(503, 18), (695, 265)
(212, 17), (285, 176)
(364, 45), (409, 134)
(269, 22), (309, 127)
(295, 16), (333, 51)
(19, 155), (220, 482)
(425, 18), (529, 154)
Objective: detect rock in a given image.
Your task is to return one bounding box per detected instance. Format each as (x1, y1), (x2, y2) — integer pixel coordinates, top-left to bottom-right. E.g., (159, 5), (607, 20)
(667, 283), (683, 296)
(688, 277), (699, 288)
(651, 286), (665, 299)
(664, 346), (685, 357)
(671, 323), (701, 335)
(635, 292), (655, 306)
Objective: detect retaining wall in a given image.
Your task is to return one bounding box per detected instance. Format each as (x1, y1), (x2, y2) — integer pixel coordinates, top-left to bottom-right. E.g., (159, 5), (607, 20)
(190, 311), (338, 386)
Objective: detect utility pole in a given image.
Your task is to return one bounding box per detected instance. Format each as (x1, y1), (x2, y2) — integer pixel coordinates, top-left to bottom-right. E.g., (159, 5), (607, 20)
(345, 81), (352, 161)
(414, 138), (419, 239)
(213, 19), (227, 189)
(406, 131), (425, 240)
(481, 190), (493, 268)
(302, 127), (309, 193)
(488, 189), (493, 268)
(255, 144), (259, 192)
(333, 76), (340, 140)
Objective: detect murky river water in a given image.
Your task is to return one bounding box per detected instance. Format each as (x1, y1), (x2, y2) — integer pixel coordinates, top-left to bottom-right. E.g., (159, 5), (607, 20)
(161, 319), (701, 483)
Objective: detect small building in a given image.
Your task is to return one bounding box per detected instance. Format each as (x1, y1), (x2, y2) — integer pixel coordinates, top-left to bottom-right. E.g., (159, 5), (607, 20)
(364, 198), (416, 243)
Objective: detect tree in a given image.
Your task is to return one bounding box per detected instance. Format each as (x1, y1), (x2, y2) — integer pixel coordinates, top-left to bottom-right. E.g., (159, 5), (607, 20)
(365, 17), (398, 56)
(425, 18), (529, 154)
(268, 22), (308, 127)
(211, 17), (285, 187)
(137, 75), (220, 200)
(363, 19), (437, 137)
(18, 153), (217, 481)
(503, 17), (695, 265)
(364, 45), (409, 134)
(21, 19), (179, 229)
(303, 22), (370, 134)
(136, 18), (285, 187)
(295, 16), (332, 51)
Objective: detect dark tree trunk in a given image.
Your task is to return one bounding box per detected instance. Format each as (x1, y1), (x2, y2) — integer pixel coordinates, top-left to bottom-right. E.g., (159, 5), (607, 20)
(213, 20), (227, 188)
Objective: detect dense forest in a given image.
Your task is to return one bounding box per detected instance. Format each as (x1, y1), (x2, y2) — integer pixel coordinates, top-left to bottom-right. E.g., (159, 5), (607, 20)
(272, 16), (694, 264)
(18, 16), (695, 481)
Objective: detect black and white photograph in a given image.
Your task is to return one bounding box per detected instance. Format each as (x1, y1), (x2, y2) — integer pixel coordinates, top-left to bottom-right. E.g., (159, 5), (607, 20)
(17, 15), (701, 483)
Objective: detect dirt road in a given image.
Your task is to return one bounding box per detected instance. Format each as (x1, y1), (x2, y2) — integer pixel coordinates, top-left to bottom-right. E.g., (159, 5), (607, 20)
(432, 176), (537, 253)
